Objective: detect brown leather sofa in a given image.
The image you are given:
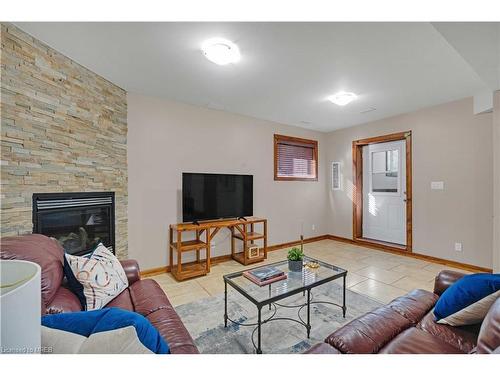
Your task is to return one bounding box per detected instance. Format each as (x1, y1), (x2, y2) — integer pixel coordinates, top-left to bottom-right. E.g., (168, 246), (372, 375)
(0, 234), (198, 354)
(306, 270), (499, 354)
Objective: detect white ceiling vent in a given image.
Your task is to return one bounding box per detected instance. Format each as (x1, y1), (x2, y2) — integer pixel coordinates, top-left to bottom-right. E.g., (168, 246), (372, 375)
(332, 162), (341, 190)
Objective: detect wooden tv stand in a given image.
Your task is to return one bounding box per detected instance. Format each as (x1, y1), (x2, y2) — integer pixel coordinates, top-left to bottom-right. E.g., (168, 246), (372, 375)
(169, 217), (268, 281)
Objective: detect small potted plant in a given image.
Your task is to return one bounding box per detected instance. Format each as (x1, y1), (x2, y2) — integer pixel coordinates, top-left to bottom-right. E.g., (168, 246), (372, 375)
(287, 247), (304, 272)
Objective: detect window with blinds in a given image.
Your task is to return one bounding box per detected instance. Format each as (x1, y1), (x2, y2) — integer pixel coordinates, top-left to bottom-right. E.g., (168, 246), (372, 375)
(274, 134), (318, 181)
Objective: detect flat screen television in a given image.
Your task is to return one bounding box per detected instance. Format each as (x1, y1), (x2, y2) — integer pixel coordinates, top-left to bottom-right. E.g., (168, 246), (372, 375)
(182, 173), (253, 223)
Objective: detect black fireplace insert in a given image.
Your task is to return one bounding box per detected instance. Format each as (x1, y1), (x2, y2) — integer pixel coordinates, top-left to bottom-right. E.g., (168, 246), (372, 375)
(32, 192), (115, 256)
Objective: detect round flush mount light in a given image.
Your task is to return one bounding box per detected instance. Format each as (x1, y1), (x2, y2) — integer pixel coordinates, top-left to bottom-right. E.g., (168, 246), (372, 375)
(201, 38), (241, 65)
(327, 91), (358, 106)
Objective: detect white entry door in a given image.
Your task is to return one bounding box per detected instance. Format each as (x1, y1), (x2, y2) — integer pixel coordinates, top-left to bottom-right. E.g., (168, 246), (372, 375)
(362, 140), (406, 245)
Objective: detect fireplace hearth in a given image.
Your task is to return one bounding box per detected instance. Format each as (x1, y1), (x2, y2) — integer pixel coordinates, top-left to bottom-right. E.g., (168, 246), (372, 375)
(32, 192), (115, 256)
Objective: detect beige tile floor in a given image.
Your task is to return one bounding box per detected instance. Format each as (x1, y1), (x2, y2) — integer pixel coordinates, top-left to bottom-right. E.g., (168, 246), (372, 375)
(150, 239), (471, 307)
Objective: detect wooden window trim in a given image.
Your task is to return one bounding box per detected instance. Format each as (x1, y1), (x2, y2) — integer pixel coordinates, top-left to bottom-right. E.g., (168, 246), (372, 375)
(274, 134), (318, 181)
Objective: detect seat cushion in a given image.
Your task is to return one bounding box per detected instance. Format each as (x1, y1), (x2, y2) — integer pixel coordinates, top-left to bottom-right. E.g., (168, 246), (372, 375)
(380, 327), (465, 354)
(417, 311), (480, 353)
(325, 305), (413, 353)
(388, 289), (438, 324)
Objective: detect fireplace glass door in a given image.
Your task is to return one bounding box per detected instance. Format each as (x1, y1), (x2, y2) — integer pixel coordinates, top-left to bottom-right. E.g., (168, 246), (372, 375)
(36, 205), (112, 255)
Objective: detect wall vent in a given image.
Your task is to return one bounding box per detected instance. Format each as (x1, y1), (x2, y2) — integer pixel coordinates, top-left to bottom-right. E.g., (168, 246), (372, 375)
(332, 162), (341, 190)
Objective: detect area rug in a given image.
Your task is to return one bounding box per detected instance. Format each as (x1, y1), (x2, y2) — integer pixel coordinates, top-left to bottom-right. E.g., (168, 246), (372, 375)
(175, 282), (382, 354)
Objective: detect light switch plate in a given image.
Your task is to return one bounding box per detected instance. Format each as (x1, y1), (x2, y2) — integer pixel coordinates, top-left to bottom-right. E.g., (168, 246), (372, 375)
(431, 181), (444, 190)
(455, 242), (463, 252)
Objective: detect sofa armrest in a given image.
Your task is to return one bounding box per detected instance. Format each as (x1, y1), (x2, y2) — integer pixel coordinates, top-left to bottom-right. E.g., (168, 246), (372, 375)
(433, 270), (466, 296)
(304, 343), (341, 354)
(120, 259), (141, 285)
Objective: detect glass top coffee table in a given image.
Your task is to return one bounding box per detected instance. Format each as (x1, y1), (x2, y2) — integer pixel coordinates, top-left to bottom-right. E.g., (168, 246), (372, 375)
(223, 256), (347, 354)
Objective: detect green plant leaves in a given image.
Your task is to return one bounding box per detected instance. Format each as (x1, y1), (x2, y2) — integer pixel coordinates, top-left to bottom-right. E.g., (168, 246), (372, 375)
(287, 247), (304, 261)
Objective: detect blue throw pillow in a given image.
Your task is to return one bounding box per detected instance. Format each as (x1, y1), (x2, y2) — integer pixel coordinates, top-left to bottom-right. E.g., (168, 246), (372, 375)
(42, 308), (169, 354)
(63, 255), (86, 310)
(434, 273), (500, 326)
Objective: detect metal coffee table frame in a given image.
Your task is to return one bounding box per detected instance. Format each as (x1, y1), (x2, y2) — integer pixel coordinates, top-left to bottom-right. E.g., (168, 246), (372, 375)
(223, 257), (347, 354)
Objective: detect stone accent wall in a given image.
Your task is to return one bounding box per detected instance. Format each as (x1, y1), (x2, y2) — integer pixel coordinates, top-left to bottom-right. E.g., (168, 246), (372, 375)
(1, 23), (128, 258)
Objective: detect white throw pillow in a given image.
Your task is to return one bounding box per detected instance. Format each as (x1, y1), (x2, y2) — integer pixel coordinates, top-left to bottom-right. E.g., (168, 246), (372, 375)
(41, 326), (153, 354)
(65, 243), (128, 310)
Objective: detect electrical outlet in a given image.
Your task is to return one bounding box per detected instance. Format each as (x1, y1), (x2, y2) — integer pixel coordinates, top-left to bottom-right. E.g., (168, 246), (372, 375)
(311, 224), (316, 231)
(431, 181), (444, 190)
(454, 242), (463, 252)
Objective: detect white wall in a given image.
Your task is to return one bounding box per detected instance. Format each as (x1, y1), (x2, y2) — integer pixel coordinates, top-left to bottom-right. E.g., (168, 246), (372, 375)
(128, 93), (495, 271)
(325, 98), (494, 268)
(128, 93), (328, 269)
(493, 91), (500, 272)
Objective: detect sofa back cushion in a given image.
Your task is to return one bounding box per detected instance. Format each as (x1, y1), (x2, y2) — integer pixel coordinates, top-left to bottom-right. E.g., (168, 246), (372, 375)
(476, 297), (500, 354)
(325, 305), (413, 353)
(0, 234), (64, 310)
(324, 289), (437, 353)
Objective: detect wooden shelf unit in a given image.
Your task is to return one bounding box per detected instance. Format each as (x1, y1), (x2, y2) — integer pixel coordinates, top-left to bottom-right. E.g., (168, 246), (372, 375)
(230, 219), (268, 265)
(169, 226), (210, 281)
(169, 217), (268, 281)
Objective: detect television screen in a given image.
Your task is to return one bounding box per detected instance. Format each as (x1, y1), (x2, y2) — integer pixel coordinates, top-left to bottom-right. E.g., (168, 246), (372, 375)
(182, 173), (253, 223)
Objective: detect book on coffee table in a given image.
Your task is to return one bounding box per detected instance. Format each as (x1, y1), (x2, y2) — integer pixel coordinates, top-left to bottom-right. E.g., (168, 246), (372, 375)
(243, 271), (287, 286)
(247, 266), (284, 281)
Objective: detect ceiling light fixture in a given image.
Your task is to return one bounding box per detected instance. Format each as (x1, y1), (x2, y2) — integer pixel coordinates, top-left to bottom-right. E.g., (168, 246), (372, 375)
(201, 38), (241, 65)
(327, 91), (358, 106)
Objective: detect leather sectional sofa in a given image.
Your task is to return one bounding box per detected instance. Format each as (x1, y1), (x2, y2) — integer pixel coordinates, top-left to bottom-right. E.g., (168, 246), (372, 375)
(0, 234), (198, 354)
(306, 270), (499, 354)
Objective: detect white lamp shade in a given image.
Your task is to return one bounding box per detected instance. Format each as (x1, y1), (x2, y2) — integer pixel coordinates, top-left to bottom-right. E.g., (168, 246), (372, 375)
(1, 260), (41, 354)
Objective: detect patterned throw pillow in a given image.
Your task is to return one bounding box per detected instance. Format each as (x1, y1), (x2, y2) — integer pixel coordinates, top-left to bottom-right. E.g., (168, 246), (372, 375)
(434, 273), (500, 326)
(64, 243), (128, 311)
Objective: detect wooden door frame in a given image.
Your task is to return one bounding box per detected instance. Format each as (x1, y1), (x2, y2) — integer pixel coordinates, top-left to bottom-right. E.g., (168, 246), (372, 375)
(352, 131), (413, 252)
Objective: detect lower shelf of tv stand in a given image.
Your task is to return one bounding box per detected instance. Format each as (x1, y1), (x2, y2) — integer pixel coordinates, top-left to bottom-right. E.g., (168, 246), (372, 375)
(170, 262), (209, 281)
(232, 250), (265, 266)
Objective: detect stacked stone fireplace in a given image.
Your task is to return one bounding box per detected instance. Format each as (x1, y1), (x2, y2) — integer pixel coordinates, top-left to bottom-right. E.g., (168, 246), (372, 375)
(1, 24), (128, 259)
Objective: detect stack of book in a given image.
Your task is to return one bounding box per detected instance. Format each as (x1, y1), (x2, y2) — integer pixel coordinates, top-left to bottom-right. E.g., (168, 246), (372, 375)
(243, 266), (287, 286)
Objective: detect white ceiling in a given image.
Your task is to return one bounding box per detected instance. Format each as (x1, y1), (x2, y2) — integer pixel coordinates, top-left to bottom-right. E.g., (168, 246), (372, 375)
(15, 22), (497, 132)
(432, 22), (500, 91)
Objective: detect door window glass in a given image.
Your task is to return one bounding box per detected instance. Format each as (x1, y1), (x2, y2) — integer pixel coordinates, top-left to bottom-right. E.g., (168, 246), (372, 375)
(372, 149), (398, 193)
